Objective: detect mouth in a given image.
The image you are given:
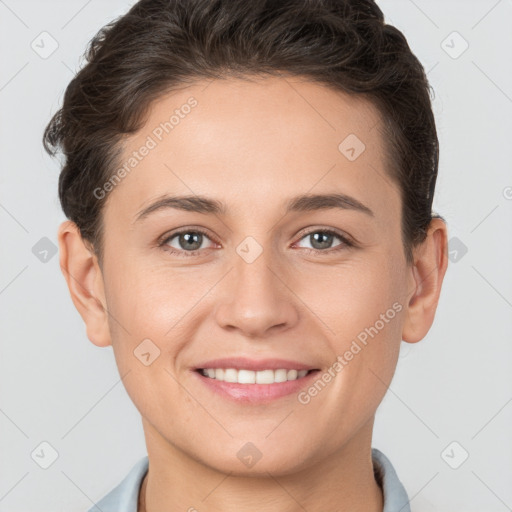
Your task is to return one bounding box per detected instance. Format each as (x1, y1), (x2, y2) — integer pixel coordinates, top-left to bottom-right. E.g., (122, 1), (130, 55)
(190, 356), (322, 403)
(192, 366), (322, 404)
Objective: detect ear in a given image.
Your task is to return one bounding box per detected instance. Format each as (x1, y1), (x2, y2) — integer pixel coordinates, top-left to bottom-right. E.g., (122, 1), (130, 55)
(402, 217), (449, 344)
(57, 220), (111, 347)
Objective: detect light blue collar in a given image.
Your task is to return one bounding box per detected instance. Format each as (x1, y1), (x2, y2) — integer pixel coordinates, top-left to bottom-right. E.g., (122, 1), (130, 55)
(372, 448), (411, 512)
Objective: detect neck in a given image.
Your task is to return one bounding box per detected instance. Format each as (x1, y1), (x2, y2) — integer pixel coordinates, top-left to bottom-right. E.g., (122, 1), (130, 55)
(138, 417), (382, 512)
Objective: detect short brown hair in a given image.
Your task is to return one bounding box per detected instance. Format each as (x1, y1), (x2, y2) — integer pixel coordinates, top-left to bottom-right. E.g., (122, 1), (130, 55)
(43, 0), (440, 266)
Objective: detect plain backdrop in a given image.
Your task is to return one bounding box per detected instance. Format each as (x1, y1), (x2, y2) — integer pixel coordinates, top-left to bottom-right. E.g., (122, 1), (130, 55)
(1, 0), (511, 510)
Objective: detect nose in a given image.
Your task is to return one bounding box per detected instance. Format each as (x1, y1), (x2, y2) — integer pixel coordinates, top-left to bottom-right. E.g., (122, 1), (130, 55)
(213, 247), (300, 339)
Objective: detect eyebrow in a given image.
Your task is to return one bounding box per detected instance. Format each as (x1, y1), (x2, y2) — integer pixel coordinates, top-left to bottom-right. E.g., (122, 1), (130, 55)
(133, 192), (374, 223)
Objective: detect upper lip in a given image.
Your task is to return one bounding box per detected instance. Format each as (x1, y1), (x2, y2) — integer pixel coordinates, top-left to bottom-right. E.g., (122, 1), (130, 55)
(193, 357), (319, 371)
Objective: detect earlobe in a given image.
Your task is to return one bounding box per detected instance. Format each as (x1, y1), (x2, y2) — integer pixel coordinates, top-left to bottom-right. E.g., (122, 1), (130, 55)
(57, 220), (112, 347)
(402, 218), (449, 344)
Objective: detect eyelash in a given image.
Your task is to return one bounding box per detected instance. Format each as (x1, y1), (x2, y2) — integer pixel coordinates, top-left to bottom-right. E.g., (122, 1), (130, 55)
(158, 227), (354, 258)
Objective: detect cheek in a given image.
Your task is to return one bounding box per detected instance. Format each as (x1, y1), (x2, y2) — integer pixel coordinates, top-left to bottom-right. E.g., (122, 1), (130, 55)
(101, 263), (192, 418)
(100, 256), (171, 367)
(301, 254), (405, 337)
(103, 254), (194, 335)
(308, 254), (406, 396)
(102, 257), (220, 390)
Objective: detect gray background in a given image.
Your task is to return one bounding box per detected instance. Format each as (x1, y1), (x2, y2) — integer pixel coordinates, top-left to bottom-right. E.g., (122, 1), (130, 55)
(1, 0), (511, 510)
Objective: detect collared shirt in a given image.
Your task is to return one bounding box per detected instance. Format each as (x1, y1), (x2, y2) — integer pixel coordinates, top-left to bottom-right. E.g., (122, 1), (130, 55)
(87, 448), (411, 512)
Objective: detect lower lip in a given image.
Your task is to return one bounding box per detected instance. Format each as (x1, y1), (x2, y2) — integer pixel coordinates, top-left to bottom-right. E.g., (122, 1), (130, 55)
(192, 369), (321, 404)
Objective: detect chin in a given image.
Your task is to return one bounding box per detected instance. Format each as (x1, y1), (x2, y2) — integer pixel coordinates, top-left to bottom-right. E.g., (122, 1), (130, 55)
(197, 444), (314, 477)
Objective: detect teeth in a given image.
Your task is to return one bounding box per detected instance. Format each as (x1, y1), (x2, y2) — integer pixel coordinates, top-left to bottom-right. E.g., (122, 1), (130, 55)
(200, 368), (310, 384)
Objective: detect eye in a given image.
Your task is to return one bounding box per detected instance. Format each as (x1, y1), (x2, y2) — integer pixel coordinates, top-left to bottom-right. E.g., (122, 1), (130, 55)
(158, 227), (354, 258)
(158, 227), (217, 257)
(293, 228), (353, 254)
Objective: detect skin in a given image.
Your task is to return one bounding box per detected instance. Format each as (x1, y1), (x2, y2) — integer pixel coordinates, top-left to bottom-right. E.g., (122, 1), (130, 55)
(58, 75), (448, 512)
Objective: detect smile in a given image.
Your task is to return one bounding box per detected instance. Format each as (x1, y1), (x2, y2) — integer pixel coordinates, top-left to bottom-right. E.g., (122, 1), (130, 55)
(193, 367), (321, 403)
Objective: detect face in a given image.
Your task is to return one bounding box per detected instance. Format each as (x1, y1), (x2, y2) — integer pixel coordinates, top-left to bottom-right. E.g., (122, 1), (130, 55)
(87, 76), (417, 475)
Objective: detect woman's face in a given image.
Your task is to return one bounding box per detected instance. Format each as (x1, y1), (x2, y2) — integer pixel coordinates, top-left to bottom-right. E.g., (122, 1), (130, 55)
(91, 76), (417, 474)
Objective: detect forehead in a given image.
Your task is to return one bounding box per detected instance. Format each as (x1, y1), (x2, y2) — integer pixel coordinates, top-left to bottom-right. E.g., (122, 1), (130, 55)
(104, 75), (399, 225)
